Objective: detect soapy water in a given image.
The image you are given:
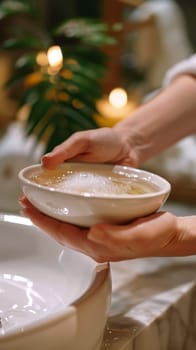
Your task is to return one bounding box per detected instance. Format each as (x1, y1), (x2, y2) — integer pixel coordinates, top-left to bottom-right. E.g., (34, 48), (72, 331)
(51, 173), (136, 195)
(31, 169), (158, 196)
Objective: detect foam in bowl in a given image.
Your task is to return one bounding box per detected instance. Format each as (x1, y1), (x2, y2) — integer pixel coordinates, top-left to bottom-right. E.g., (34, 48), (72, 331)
(30, 168), (159, 196)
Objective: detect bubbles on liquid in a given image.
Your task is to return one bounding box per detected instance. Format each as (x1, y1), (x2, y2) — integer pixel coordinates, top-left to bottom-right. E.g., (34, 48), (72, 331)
(31, 169), (158, 196)
(53, 173), (133, 195)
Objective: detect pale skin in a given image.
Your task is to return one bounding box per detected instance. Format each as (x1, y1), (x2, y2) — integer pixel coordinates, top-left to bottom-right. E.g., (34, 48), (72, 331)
(19, 74), (196, 262)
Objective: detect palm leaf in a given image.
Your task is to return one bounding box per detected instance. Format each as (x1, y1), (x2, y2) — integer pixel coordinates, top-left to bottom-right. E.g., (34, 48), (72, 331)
(0, 6), (113, 153)
(54, 18), (116, 46)
(15, 53), (37, 69)
(19, 80), (51, 106)
(3, 37), (44, 50)
(60, 104), (98, 129)
(44, 124), (71, 154)
(63, 45), (108, 67)
(25, 99), (54, 135)
(60, 86), (98, 112)
(59, 74), (102, 100)
(62, 61), (105, 82)
(0, 0), (31, 20)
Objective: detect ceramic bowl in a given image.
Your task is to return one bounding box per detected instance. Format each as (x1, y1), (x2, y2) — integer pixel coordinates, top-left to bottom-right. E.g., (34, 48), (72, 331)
(0, 214), (111, 350)
(18, 162), (171, 227)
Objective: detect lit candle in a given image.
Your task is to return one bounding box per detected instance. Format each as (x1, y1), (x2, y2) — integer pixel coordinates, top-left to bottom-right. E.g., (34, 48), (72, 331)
(47, 45), (63, 73)
(109, 87), (128, 109)
(96, 87), (138, 127)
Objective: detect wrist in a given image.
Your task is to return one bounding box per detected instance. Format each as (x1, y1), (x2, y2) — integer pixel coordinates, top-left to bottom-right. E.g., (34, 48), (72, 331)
(176, 216), (196, 256)
(113, 105), (157, 166)
(113, 74), (196, 165)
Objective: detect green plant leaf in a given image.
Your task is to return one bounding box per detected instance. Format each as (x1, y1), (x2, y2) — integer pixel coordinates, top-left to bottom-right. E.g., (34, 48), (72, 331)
(16, 54), (37, 69)
(54, 17), (116, 47)
(44, 124), (71, 154)
(60, 104), (98, 130)
(59, 74), (102, 100)
(60, 87), (97, 113)
(2, 37), (43, 50)
(19, 80), (52, 106)
(32, 110), (56, 143)
(25, 99), (54, 135)
(0, 3), (111, 152)
(0, 0), (31, 19)
(62, 61), (105, 82)
(5, 70), (32, 88)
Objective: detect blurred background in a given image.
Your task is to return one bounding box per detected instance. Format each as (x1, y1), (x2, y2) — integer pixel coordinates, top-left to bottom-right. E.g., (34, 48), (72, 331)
(0, 0), (195, 213)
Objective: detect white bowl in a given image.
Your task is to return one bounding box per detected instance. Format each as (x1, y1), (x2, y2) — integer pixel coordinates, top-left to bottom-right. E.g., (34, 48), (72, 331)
(18, 162), (171, 227)
(0, 214), (111, 350)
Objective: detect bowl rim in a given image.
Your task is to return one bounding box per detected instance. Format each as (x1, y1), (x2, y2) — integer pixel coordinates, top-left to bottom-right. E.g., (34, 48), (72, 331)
(18, 162), (171, 199)
(0, 213), (110, 343)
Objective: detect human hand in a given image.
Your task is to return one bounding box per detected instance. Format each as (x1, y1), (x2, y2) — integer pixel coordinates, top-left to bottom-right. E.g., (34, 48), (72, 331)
(42, 127), (139, 169)
(19, 196), (196, 262)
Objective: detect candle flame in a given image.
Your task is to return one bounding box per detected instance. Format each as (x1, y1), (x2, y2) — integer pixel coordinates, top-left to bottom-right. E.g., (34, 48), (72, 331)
(109, 88), (128, 108)
(47, 46), (63, 70)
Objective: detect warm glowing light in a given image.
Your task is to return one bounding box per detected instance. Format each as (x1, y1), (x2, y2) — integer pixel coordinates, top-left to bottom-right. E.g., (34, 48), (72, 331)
(95, 87), (138, 127)
(109, 88), (128, 108)
(47, 46), (63, 71)
(36, 51), (48, 66)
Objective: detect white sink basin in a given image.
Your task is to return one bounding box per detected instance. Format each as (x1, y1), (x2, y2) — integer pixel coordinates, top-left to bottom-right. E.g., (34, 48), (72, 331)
(0, 214), (111, 350)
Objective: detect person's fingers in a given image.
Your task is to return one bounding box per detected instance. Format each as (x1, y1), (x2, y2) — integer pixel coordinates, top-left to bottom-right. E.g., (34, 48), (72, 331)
(19, 195), (120, 261)
(41, 127), (134, 169)
(19, 195), (179, 260)
(21, 207), (85, 243)
(21, 206), (113, 262)
(88, 212), (178, 258)
(42, 132), (91, 169)
(22, 206), (86, 247)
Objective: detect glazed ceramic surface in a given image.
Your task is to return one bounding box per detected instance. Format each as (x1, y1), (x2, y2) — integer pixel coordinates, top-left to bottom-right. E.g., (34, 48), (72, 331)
(0, 214), (111, 350)
(18, 162), (171, 227)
